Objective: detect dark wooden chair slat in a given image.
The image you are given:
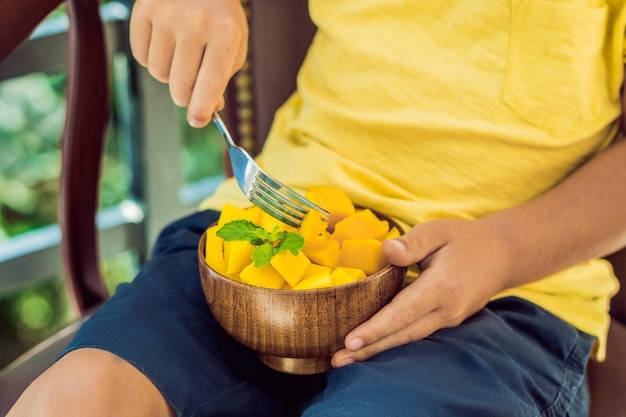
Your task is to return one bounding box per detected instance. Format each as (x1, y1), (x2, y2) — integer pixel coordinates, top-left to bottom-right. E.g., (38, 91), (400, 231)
(59, 0), (110, 314)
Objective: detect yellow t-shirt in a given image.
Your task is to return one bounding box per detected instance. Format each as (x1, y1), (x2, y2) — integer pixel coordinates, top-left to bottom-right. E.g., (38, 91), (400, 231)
(201, 0), (626, 360)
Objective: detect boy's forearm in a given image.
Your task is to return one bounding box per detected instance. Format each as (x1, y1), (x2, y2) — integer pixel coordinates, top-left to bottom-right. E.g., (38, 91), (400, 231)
(483, 134), (626, 289)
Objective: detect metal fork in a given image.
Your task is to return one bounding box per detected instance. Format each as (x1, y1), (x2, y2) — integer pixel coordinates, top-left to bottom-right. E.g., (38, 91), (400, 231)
(212, 113), (329, 228)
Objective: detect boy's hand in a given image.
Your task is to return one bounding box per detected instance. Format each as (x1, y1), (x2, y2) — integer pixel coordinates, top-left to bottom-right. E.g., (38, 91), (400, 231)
(331, 218), (513, 368)
(130, 0), (248, 127)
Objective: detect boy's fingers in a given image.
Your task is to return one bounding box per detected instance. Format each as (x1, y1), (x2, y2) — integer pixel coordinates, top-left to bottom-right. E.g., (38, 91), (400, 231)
(129, 1), (151, 66)
(343, 275), (440, 350)
(146, 29), (175, 83)
(169, 41), (205, 108)
(332, 309), (442, 368)
(383, 224), (444, 266)
(187, 40), (239, 127)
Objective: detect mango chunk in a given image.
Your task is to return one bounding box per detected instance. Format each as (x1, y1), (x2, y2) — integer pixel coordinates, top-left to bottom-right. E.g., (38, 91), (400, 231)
(338, 266), (367, 281)
(331, 209), (389, 243)
(293, 270), (333, 290)
(303, 238), (340, 268)
(259, 210), (297, 233)
(329, 266), (367, 287)
(218, 203), (260, 227)
(205, 225), (224, 262)
(240, 263), (286, 289)
(280, 281), (294, 290)
(338, 238), (390, 275)
(270, 250), (311, 287)
(306, 185), (355, 229)
(384, 226), (401, 240)
(299, 210), (329, 242)
(224, 240), (255, 276)
(205, 225), (229, 277)
(302, 263), (333, 279)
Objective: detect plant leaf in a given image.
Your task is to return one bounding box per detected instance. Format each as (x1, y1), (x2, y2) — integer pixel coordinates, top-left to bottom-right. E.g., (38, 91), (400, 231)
(251, 242), (274, 267)
(275, 232), (305, 256)
(216, 220), (262, 243)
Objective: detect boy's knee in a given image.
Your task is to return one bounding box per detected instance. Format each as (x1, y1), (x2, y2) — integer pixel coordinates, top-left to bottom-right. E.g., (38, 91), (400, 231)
(7, 348), (174, 417)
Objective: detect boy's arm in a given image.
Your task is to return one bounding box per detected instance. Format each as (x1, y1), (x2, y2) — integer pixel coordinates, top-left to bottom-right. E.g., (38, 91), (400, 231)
(332, 68), (626, 367)
(482, 115), (626, 289)
(479, 66), (626, 285)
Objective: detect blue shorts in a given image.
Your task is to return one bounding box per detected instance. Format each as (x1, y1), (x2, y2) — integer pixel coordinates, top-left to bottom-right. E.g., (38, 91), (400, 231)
(62, 210), (595, 417)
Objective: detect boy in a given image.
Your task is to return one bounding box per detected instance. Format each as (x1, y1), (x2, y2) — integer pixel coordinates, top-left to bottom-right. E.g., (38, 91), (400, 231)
(8, 0), (626, 416)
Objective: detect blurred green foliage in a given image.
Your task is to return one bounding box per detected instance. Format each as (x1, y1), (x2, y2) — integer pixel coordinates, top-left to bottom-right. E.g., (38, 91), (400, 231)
(179, 107), (225, 183)
(0, 73), (66, 238)
(0, 72), (133, 240)
(0, 276), (72, 365)
(0, 69), (135, 368)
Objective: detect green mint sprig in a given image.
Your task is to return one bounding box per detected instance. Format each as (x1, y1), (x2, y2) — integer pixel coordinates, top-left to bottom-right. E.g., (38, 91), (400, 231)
(216, 219), (304, 267)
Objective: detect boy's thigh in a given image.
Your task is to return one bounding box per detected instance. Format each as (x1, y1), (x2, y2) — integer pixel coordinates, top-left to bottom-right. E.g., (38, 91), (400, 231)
(303, 297), (594, 417)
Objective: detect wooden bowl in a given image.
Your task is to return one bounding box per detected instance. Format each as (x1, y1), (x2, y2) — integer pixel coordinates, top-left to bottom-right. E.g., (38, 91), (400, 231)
(198, 213), (407, 375)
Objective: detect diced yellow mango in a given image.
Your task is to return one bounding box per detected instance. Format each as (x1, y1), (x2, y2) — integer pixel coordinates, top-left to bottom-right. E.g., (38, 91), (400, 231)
(338, 266), (367, 281)
(303, 238), (340, 268)
(302, 263), (333, 279)
(245, 205), (266, 220)
(224, 240), (255, 276)
(205, 225), (230, 276)
(338, 238), (389, 275)
(293, 270), (333, 290)
(384, 226), (401, 240)
(299, 210), (329, 242)
(306, 186), (355, 229)
(317, 230), (332, 240)
(259, 210), (298, 233)
(218, 203), (259, 226)
(239, 263), (286, 289)
(207, 252), (229, 275)
(331, 209), (389, 243)
(330, 268), (359, 286)
(209, 258), (230, 278)
(280, 281), (293, 290)
(205, 225), (224, 262)
(270, 250), (311, 287)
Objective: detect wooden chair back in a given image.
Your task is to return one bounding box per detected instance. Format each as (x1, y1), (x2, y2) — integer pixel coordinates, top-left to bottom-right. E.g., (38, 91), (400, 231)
(0, 0), (110, 411)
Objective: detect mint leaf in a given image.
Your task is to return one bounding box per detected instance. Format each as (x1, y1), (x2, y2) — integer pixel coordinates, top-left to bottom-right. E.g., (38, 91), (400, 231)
(216, 220), (265, 245)
(275, 232), (305, 256)
(253, 227), (273, 243)
(266, 226), (287, 243)
(251, 243), (274, 267)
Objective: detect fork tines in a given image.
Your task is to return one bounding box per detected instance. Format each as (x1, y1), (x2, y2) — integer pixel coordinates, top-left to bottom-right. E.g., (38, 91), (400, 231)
(212, 111), (329, 228)
(249, 174), (329, 228)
